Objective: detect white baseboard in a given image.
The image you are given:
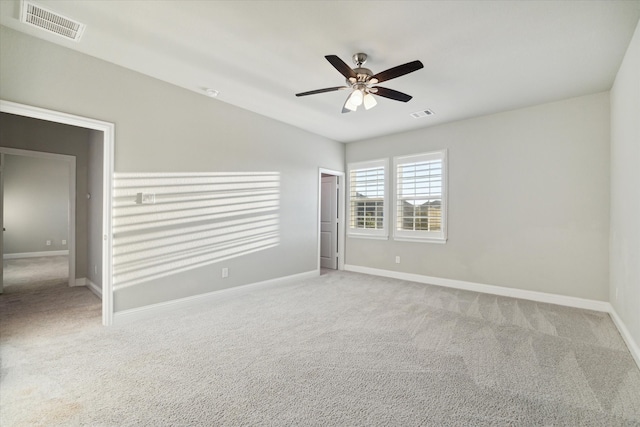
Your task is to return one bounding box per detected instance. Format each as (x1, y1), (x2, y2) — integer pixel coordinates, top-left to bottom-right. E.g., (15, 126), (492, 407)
(608, 307), (640, 370)
(113, 270), (319, 326)
(3, 250), (69, 259)
(86, 279), (102, 298)
(75, 276), (102, 298)
(344, 264), (640, 371)
(344, 264), (610, 312)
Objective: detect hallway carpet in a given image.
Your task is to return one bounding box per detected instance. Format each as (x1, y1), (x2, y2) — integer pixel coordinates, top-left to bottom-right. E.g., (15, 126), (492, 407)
(3, 255), (69, 291)
(1, 256), (101, 339)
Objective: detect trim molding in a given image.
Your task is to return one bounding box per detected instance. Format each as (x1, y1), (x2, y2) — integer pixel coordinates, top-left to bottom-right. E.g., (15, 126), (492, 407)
(344, 264), (640, 371)
(318, 168), (345, 272)
(113, 270), (319, 325)
(86, 279), (102, 298)
(1, 99), (116, 327)
(73, 277), (86, 287)
(4, 250), (69, 259)
(344, 264), (610, 312)
(608, 307), (640, 370)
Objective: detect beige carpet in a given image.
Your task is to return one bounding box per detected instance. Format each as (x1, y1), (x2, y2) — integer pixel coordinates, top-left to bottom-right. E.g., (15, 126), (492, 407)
(3, 255), (70, 291)
(1, 256), (100, 337)
(1, 262), (639, 426)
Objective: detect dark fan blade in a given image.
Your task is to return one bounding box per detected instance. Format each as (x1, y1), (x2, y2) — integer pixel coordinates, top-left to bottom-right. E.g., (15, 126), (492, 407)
(372, 60), (423, 83)
(372, 87), (413, 102)
(296, 86), (348, 97)
(325, 55), (357, 80)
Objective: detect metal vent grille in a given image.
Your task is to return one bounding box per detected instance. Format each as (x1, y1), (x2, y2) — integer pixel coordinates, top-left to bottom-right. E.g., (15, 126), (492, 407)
(20, 1), (85, 41)
(410, 109), (435, 119)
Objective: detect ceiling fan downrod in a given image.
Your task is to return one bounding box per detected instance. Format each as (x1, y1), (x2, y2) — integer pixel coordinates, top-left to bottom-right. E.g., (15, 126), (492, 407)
(352, 52), (368, 67)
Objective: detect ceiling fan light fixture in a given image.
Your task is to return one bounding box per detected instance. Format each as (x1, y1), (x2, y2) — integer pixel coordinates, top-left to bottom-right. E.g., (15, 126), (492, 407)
(349, 89), (364, 106)
(363, 93), (377, 110)
(344, 97), (358, 112)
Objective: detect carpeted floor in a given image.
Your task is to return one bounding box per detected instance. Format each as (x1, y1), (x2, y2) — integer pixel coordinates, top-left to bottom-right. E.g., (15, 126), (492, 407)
(3, 255), (70, 291)
(1, 262), (639, 426)
(1, 256), (102, 339)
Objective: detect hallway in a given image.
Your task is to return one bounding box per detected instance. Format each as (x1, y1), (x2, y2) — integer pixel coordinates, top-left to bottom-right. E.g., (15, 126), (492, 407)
(1, 256), (101, 337)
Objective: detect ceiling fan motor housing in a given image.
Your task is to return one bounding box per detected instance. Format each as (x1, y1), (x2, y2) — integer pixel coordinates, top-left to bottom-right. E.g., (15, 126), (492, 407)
(347, 67), (377, 93)
(353, 68), (372, 80)
(351, 53), (374, 85)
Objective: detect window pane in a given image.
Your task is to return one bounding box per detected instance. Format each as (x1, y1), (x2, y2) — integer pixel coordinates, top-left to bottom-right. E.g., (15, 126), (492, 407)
(350, 163), (385, 231)
(396, 155), (444, 235)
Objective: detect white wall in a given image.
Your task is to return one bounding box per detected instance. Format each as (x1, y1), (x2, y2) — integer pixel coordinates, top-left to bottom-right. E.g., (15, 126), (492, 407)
(346, 92), (611, 301)
(610, 20), (640, 350)
(0, 26), (344, 311)
(2, 154), (69, 255)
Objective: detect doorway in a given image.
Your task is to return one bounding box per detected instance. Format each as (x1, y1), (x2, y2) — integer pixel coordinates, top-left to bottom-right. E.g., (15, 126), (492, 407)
(318, 168), (345, 271)
(0, 149), (76, 293)
(0, 100), (114, 326)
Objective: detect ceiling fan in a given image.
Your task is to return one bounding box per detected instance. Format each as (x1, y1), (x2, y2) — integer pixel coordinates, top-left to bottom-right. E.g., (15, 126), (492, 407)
(295, 53), (423, 113)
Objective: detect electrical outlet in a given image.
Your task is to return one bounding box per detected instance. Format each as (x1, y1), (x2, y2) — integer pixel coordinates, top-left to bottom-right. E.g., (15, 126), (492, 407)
(395, 256), (400, 264)
(221, 267), (229, 278)
(46, 240), (52, 246)
(94, 265), (98, 275)
(62, 239), (67, 245)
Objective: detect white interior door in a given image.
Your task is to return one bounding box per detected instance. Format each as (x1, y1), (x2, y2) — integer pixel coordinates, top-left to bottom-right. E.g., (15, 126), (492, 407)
(320, 175), (338, 269)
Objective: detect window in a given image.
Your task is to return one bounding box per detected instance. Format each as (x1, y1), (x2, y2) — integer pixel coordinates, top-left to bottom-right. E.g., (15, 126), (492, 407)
(394, 150), (447, 242)
(347, 159), (388, 239)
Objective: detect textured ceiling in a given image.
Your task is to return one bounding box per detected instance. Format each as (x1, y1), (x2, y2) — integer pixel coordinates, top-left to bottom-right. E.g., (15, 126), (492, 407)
(1, 0), (639, 142)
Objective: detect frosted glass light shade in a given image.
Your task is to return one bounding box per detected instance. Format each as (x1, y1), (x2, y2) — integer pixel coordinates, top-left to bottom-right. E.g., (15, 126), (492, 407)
(363, 93), (377, 110)
(344, 98), (358, 111)
(349, 89), (364, 106)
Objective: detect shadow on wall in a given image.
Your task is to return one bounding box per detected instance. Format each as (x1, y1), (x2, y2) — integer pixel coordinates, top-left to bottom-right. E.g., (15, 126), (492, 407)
(113, 172), (280, 290)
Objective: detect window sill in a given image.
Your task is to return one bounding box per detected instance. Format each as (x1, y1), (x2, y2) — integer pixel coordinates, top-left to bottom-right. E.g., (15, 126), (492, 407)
(347, 233), (389, 241)
(393, 236), (447, 244)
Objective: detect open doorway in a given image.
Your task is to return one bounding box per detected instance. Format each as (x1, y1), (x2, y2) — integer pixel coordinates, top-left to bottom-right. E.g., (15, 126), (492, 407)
(1, 149), (76, 294)
(318, 168), (345, 272)
(0, 100), (114, 326)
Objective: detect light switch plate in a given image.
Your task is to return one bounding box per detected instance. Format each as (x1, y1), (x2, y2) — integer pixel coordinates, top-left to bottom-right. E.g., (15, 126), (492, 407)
(136, 193), (156, 204)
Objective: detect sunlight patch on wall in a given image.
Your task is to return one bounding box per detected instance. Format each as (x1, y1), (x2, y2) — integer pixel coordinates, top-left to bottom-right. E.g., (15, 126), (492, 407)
(112, 172), (280, 290)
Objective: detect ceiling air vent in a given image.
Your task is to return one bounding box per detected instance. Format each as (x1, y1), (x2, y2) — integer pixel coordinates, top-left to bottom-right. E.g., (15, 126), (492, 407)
(410, 109), (435, 119)
(20, 0), (85, 42)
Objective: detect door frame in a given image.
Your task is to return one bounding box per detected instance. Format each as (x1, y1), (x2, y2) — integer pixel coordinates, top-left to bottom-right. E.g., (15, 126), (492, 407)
(0, 100), (115, 326)
(317, 168), (345, 271)
(0, 153), (3, 293)
(0, 147), (77, 289)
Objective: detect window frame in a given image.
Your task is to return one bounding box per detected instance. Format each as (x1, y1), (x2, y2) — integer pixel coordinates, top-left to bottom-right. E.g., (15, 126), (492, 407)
(393, 150), (448, 243)
(346, 158), (389, 240)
